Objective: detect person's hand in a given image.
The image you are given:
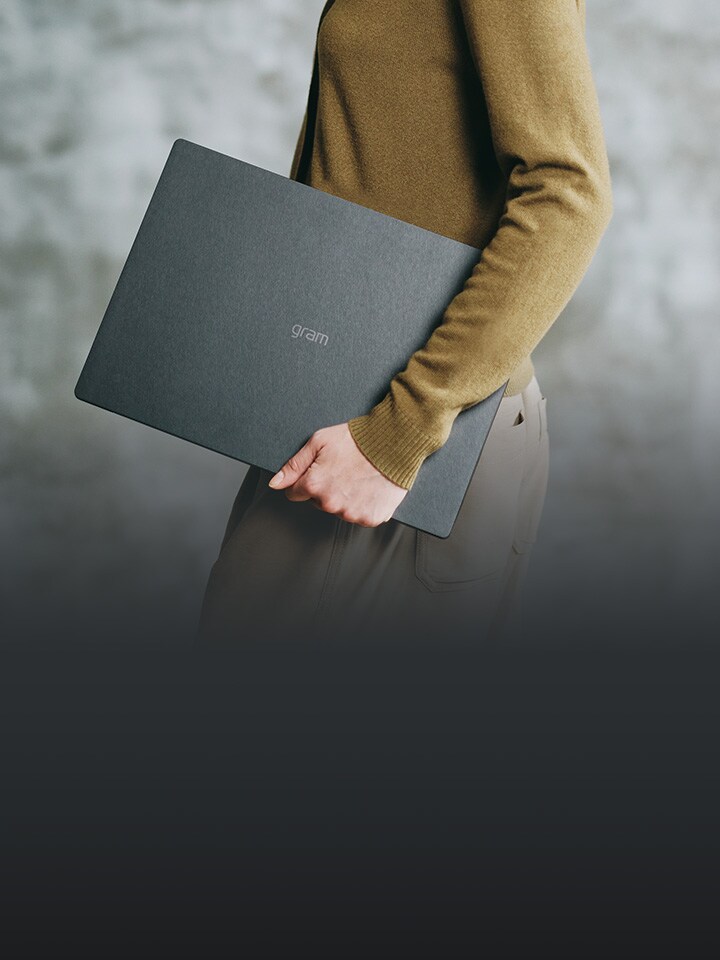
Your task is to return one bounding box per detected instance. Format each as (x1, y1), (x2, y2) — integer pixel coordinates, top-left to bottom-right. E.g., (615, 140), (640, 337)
(267, 422), (408, 527)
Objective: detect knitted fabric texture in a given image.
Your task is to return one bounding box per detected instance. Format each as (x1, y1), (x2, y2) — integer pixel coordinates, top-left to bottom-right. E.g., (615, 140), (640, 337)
(289, 0), (613, 490)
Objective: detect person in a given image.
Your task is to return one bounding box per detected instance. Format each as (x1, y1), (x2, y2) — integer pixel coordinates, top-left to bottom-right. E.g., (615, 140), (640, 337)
(194, 0), (612, 648)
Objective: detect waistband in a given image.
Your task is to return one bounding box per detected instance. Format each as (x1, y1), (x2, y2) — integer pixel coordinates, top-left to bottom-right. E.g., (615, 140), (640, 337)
(499, 373), (542, 405)
(503, 354), (535, 397)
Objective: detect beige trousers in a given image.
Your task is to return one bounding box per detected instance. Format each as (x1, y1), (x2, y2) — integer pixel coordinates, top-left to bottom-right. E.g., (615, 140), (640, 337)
(195, 375), (549, 647)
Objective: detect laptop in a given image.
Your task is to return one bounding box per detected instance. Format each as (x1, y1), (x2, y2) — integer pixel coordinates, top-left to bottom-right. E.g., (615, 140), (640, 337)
(74, 138), (507, 538)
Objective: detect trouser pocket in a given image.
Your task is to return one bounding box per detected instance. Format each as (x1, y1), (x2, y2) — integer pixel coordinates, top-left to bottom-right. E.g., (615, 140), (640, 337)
(512, 394), (549, 555)
(414, 394), (528, 592)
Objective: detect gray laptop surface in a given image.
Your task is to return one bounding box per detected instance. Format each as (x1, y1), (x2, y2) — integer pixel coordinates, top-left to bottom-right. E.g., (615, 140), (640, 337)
(74, 138), (507, 538)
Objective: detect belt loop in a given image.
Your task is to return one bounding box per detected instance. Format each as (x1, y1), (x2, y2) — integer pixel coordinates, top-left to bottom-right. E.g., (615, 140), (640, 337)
(522, 377), (542, 442)
(532, 377), (544, 441)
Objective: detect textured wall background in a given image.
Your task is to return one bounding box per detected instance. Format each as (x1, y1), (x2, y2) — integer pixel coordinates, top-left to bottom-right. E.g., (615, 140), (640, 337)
(1, 0), (718, 646)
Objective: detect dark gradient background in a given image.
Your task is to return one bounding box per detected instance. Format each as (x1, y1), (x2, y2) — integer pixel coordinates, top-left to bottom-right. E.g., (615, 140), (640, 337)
(2, 646), (720, 947)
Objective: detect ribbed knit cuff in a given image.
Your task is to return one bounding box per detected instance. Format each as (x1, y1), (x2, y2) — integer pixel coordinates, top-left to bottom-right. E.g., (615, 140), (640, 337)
(347, 393), (442, 491)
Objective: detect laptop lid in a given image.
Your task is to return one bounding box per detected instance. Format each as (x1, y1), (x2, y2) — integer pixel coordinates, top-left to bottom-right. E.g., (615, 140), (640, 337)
(74, 139), (507, 538)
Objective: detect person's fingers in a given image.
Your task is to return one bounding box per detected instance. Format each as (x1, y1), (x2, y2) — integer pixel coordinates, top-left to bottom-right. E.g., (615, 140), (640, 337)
(267, 435), (319, 489)
(285, 486), (313, 503)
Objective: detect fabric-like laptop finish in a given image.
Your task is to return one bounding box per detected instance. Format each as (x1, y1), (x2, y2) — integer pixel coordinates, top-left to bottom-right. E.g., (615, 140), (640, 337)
(74, 139), (506, 538)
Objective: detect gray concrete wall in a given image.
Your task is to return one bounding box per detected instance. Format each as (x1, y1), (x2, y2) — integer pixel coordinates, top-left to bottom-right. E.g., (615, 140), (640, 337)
(1, 1), (717, 646)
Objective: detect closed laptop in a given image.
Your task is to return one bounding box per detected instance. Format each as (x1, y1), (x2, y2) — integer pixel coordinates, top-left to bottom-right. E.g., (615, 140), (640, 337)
(74, 138), (507, 538)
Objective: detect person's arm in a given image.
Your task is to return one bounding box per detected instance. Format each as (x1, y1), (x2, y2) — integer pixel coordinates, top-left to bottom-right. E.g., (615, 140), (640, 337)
(288, 0), (336, 183)
(347, 0), (614, 491)
(289, 108), (308, 181)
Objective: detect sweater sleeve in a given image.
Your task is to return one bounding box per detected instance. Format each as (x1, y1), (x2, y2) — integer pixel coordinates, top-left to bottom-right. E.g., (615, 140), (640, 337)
(346, 0), (613, 490)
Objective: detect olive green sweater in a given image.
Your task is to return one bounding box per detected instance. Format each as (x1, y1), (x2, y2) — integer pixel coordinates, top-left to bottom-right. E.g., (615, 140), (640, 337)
(289, 0), (613, 490)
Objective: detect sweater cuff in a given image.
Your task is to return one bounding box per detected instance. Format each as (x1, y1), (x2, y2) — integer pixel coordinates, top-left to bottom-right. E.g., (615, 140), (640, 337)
(347, 393), (443, 491)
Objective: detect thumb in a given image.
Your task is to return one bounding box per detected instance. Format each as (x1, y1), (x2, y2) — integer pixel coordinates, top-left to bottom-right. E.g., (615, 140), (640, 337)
(268, 436), (319, 489)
